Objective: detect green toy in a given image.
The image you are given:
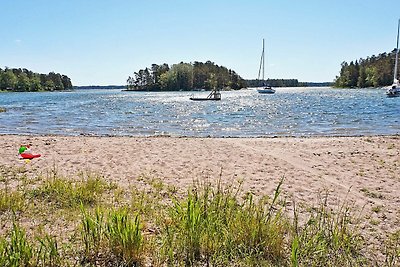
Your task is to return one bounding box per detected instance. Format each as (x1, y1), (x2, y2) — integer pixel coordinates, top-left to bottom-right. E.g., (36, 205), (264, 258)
(19, 145), (29, 154)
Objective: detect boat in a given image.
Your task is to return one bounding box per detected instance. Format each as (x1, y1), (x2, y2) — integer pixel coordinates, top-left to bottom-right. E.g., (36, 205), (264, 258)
(386, 19), (400, 97)
(257, 38), (275, 94)
(189, 88), (221, 101)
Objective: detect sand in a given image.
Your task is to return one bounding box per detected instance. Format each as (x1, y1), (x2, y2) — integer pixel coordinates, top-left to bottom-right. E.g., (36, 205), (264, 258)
(1, 134), (399, 252)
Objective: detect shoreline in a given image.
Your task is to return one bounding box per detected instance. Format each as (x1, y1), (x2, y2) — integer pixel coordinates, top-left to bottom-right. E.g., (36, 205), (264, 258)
(1, 133), (399, 138)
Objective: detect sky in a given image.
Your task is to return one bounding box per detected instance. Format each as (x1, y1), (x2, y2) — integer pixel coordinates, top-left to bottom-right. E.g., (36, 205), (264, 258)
(1, 0), (399, 86)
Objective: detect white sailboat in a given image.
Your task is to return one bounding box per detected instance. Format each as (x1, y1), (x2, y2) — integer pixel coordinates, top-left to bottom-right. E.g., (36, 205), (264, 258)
(386, 19), (400, 97)
(257, 38), (275, 94)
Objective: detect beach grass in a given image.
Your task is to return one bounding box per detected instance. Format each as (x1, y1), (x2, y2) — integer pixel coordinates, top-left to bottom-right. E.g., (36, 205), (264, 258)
(291, 192), (365, 266)
(0, 222), (61, 267)
(0, 166), (398, 266)
(30, 173), (108, 209)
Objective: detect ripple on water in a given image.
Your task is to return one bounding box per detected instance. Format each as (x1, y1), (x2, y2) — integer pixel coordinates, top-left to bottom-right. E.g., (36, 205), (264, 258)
(0, 88), (398, 137)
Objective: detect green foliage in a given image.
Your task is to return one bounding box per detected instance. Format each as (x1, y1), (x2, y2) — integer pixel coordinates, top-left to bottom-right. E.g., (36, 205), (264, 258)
(106, 209), (143, 265)
(292, 194), (365, 266)
(80, 206), (105, 258)
(335, 50), (398, 88)
(1, 165), (394, 266)
(160, 179), (289, 266)
(0, 188), (24, 213)
(385, 230), (400, 267)
(127, 61), (246, 91)
(0, 67), (72, 91)
(80, 206), (143, 266)
(0, 222), (61, 267)
(0, 222), (33, 266)
(31, 174), (107, 208)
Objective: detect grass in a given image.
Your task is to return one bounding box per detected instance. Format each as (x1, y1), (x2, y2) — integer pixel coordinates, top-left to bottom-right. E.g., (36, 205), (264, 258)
(385, 230), (400, 267)
(372, 205), (383, 213)
(360, 187), (384, 199)
(291, 192), (365, 266)
(0, 188), (25, 212)
(31, 172), (109, 208)
(0, 222), (61, 267)
(0, 165), (399, 266)
(80, 206), (143, 266)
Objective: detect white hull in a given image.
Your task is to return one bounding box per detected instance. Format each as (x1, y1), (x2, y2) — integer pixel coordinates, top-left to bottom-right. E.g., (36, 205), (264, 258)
(386, 84), (400, 97)
(257, 87), (276, 94)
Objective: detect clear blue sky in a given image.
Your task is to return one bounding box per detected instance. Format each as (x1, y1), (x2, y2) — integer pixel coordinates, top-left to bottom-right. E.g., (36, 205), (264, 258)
(1, 0), (399, 86)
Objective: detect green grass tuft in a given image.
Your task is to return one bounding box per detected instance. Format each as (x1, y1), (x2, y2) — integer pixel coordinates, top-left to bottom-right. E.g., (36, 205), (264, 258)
(31, 174), (108, 208)
(0, 188), (24, 212)
(0, 222), (61, 267)
(80, 206), (144, 266)
(385, 230), (400, 267)
(160, 178), (289, 266)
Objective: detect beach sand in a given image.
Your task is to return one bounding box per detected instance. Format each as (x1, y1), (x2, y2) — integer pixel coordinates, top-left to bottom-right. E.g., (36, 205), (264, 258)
(1, 134), (399, 257)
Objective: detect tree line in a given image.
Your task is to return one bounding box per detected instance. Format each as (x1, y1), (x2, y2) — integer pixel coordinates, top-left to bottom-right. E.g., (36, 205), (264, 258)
(127, 61), (247, 91)
(334, 49), (398, 88)
(0, 67), (73, 91)
(246, 79), (305, 87)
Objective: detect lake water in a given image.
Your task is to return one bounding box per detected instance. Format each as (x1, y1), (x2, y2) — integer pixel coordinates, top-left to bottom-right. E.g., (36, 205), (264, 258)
(0, 88), (398, 137)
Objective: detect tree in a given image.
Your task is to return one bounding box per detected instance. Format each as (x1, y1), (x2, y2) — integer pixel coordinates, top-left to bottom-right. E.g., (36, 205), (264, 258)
(45, 80), (55, 90)
(0, 69), (17, 90)
(0, 67), (72, 91)
(30, 76), (42, 91)
(357, 66), (367, 88)
(335, 49), (398, 88)
(48, 72), (64, 90)
(61, 75), (72, 89)
(159, 69), (177, 90)
(17, 73), (31, 91)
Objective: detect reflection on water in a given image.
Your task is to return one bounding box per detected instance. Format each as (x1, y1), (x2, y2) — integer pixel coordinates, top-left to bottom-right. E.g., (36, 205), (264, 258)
(0, 88), (398, 137)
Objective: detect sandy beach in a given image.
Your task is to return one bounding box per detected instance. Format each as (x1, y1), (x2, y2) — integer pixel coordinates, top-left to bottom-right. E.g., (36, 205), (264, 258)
(1, 134), (399, 257)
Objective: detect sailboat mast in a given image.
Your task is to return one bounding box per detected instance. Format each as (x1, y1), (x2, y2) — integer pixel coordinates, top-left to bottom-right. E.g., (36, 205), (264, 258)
(257, 39), (264, 81)
(394, 19), (400, 83)
(262, 39), (265, 81)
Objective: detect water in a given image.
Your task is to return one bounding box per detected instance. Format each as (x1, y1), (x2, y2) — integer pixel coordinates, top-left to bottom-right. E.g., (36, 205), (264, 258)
(0, 87), (398, 137)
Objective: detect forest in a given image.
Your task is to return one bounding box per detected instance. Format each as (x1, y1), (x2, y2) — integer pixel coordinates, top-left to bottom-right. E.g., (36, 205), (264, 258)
(334, 49), (398, 88)
(127, 61), (247, 91)
(0, 67), (73, 91)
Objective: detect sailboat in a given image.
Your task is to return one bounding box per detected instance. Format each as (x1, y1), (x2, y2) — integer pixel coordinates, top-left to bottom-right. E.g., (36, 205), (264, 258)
(386, 19), (400, 97)
(257, 38), (275, 94)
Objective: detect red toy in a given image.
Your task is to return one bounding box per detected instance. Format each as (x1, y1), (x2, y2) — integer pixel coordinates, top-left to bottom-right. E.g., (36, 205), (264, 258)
(18, 144), (41, 159)
(19, 153), (41, 159)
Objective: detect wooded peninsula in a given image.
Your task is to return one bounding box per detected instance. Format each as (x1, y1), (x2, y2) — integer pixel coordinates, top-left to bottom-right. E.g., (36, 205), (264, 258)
(126, 61), (247, 91)
(334, 49), (398, 88)
(0, 68), (73, 92)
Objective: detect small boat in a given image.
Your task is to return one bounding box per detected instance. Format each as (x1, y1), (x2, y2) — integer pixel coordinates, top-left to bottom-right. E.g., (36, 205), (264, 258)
(257, 86), (276, 94)
(256, 38), (275, 94)
(386, 19), (400, 97)
(190, 88), (221, 101)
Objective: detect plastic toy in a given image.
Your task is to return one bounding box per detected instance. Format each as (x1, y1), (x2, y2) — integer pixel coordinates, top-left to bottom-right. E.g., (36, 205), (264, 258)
(18, 144), (41, 159)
